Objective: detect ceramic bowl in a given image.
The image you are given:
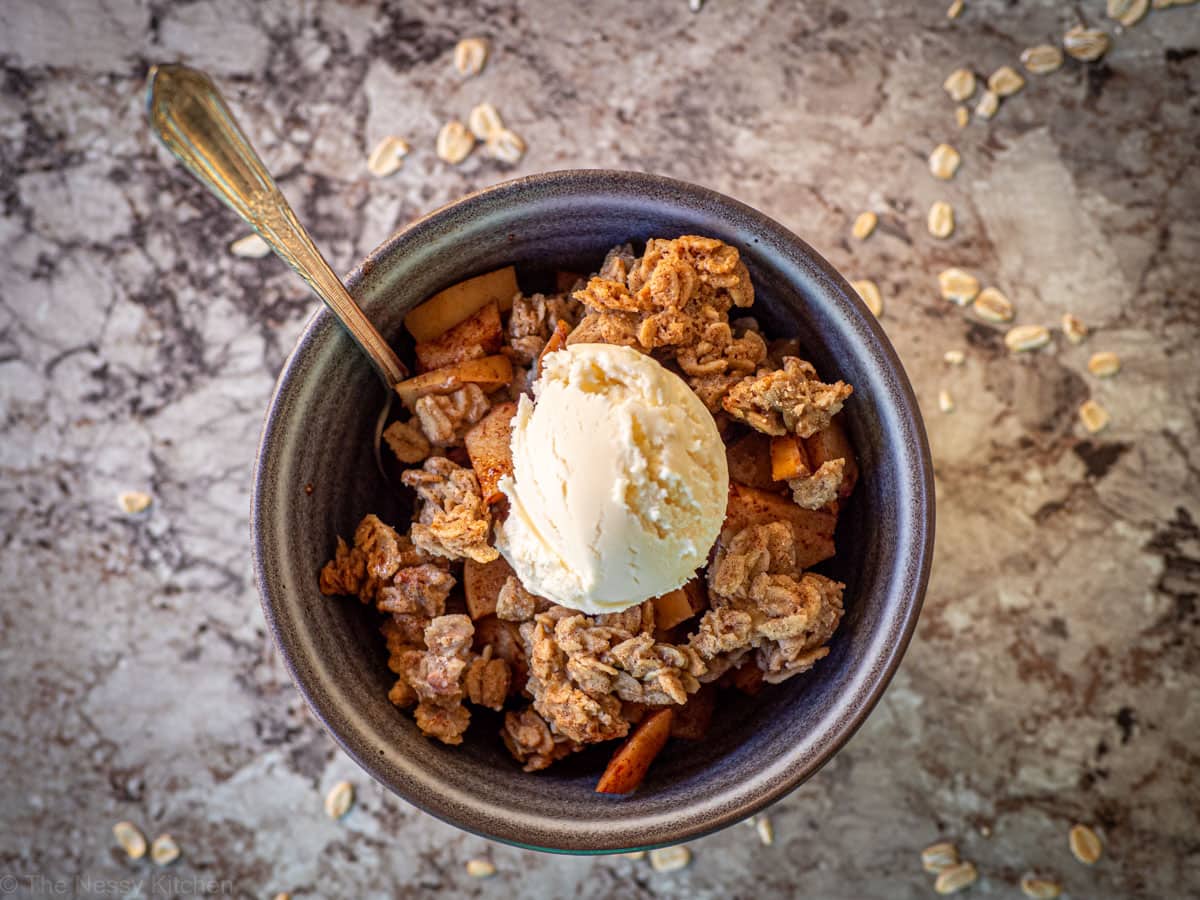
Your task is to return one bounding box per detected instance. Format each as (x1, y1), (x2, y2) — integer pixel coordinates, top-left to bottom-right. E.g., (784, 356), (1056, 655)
(252, 169), (934, 853)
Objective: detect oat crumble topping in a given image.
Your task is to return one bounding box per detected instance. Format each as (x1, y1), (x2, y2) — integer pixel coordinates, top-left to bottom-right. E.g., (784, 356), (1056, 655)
(320, 235), (856, 779)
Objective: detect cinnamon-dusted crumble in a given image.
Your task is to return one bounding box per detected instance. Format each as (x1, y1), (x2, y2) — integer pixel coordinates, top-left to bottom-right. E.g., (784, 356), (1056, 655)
(723, 357), (852, 437)
(414, 383), (490, 447)
(320, 236), (858, 788)
(401, 457), (498, 563)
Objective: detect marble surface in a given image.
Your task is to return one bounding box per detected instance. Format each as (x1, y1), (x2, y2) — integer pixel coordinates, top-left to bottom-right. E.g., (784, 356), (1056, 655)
(2, 0), (1199, 897)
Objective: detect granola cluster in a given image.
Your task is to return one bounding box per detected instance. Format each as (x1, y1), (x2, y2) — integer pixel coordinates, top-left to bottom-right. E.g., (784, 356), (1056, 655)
(506, 292), (583, 365)
(690, 522), (844, 684)
(320, 234), (857, 772)
(568, 236), (763, 414)
(722, 356), (852, 438)
(401, 456), (498, 564)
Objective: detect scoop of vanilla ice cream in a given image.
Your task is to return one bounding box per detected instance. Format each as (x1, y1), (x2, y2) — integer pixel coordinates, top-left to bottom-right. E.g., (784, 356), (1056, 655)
(495, 342), (729, 615)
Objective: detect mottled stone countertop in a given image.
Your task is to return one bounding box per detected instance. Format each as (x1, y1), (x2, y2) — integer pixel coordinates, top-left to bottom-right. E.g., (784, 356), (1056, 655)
(2, 0), (1198, 897)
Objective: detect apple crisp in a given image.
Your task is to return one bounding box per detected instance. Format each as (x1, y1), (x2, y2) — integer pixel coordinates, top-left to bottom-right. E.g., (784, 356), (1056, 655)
(320, 236), (858, 792)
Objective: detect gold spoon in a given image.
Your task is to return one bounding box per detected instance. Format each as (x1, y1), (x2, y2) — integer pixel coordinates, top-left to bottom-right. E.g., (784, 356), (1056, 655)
(144, 63), (407, 475)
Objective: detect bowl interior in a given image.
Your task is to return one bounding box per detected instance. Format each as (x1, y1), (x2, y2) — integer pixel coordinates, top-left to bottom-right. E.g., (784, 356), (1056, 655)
(253, 171), (932, 852)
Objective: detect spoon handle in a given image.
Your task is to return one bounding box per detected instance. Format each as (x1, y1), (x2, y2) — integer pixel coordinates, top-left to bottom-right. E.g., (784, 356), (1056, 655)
(145, 64), (407, 386)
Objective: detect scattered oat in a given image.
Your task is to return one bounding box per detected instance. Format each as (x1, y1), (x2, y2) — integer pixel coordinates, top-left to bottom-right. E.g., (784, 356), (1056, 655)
(935, 861), (978, 894)
(1020, 45), (1064, 75)
(974, 287), (1014, 322)
(928, 201), (955, 239)
(974, 89), (999, 120)
(1064, 26), (1112, 61)
(943, 68), (976, 102)
(938, 267), (981, 305)
(851, 279), (884, 317)
(324, 780), (355, 819)
(1078, 402), (1110, 435)
(466, 859), (497, 878)
(1005, 324), (1051, 352)
(988, 65), (1025, 97)
(1109, 0), (1150, 25)
(955, 105), (970, 128)
(366, 135), (410, 178)
(273, 894), (291, 900)
(921, 841), (960, 873)
(230, 233), (271, 259)
(468, 103), (504, 141)
(689, 0), (704, 11)
(852, 211), (878, 240)
(1020, 875), (1063, 899)
(947, 0), (964, 18)
(929, 143), (961, 180)
(118, 491), (153, 514)
(621, 850), (648, 860)
(1088, 351), (1121, 377)
(938, 389), (955, 413)
(1062, 313), (1088, 343)
(756, 815), (775, 846)
(150, 834), (180, 866)
(649, 845), (692, 873)
(436, 120), (476, 165)
(453, 38), (489, 77)
(944, 350), (966, 365)
(113, 821), (147, 860)
(484, 128), (526, 164)
(1069, 823), (1103, 863)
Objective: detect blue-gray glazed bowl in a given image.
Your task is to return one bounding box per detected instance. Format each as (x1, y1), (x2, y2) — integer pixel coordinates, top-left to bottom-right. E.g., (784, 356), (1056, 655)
(252, 169), (934, 853)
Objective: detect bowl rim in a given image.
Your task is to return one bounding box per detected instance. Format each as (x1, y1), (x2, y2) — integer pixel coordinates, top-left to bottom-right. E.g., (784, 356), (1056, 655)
(252, 168), (934, 853)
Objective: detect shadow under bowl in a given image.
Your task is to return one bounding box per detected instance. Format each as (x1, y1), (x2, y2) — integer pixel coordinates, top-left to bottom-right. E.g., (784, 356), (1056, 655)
(252, 170), (934, 853)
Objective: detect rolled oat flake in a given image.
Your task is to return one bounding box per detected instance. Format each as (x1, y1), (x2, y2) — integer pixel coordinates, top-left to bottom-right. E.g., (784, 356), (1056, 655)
(987, 65), (1025, 97)
(1004, 324), (1051, 352)
(1064, 26), (1111, 61)
(1078, 401), (1110, 435)
(756, 815), (775, 846)
(935, 861), (978, 894)
(150, 833), (181, 866)
(466, 859), (497, 878)
(649, 845), (692, 872)
(938, 267), (980, 305)
(485, 128), (526, 165)
(1088, 351), (1121, 377)
(973, 287), (1014, 323)
(436, 120), (476, 165)
(1069, 823), (1103, 863)
(367, 135), (410, 177)
(943, 68), (976, 102)
(1109, 0), (1150, 26)
(453, 37), (489, 76)
(975, 89), (999, 120)
(852, 210), (878, 240)
(1021, 45), (1064, 74)
(1062, 313), (1088, 343)
(929, 143), (961, 180)
(113, 821), (147, 859)
(928, 201), (955, 239)
(921, 840), (960, 873)
(468, 102), (504, 141)
(851, 279), (884, 317)
(1020, 875), (1063, 899)
(324, 780), (355, 819)
(230, 233), (271, 259)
